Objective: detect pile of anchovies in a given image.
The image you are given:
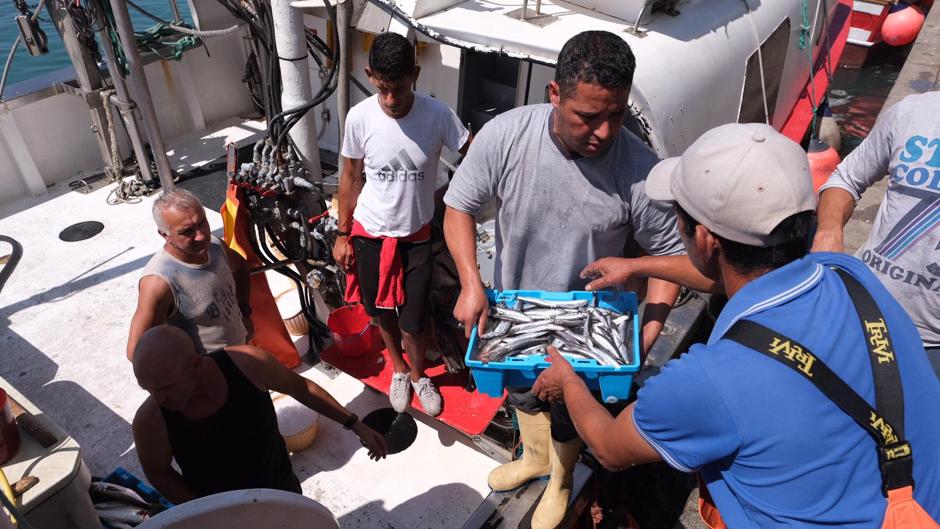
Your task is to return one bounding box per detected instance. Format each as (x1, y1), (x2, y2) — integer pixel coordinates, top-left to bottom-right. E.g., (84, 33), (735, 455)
(474, 296), (633, 366)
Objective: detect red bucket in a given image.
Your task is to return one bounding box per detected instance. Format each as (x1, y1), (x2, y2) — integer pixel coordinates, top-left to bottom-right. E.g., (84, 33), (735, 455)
(0, 389), (21, 464)
(327, 305), (374, 358)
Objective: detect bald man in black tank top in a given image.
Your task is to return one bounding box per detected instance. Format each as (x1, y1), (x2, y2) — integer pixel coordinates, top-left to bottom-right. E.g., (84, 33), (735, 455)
(131, 326), (387, 504)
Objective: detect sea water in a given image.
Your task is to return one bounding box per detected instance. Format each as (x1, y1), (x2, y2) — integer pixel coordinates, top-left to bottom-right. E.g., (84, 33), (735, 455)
(0, 0), (191, 88)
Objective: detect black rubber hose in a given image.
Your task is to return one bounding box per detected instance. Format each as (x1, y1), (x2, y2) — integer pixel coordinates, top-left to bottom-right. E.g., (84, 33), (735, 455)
(269, 0), (339, 148)
(253, 222), (303, 282)
(265, 223), (305, 263)
(0, 235), (23, 295)
(250, 220), (325, 343)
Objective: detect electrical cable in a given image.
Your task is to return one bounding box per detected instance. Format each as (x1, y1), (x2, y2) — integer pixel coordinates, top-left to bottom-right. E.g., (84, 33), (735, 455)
(214, 0), (278, 127)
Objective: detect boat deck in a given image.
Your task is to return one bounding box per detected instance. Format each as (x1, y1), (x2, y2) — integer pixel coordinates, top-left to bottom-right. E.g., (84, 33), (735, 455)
(0, 123), (496, 528)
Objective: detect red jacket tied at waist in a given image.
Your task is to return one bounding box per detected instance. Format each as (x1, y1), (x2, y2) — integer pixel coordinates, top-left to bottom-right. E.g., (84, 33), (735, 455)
(344, 220), (431, 310)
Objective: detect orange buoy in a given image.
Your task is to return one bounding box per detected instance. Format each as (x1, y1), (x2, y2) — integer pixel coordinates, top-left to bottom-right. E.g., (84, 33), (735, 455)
(882, 5), (925, 47)
(808, 139), (841, 192)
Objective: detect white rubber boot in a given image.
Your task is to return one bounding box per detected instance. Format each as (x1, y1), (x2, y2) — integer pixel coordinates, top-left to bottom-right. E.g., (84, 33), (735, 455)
(486, 410), (551, 491)
(531, 437), (582, 529)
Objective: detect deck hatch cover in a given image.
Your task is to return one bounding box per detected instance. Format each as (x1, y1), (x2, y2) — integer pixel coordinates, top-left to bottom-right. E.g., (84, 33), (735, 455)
(59, 221), (104, 242)
(362, 408), (418, 454)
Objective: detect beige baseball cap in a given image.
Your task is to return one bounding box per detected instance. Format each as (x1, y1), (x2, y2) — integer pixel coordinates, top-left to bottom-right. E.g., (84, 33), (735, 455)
(646, 123), (816, 247)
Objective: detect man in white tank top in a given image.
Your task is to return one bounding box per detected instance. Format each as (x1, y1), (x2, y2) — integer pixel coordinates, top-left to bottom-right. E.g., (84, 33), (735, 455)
(127, 189), (252, 359)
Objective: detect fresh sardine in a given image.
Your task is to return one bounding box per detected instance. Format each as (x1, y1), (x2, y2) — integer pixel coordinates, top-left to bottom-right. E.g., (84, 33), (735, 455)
(591, 331), (622, 363)
(89, 482), (150, 510)
(508, 321), (567, 336)
(582, 312), (592, 344)
(509, 344), (548, 358)
(613, 314), (631, 326)
(491, 306), (534, 323)
(484, 332), (552, 362)
(556, 342), (617, 366)
(480, 319), (512, 340)
(552, 312), (588, 323)
(476, 297), (635, 367)
(95, 502), (151, 524)
(517, 296), (589, 309)
(524, 308), (569, 320)
(610, 324), (628, 364)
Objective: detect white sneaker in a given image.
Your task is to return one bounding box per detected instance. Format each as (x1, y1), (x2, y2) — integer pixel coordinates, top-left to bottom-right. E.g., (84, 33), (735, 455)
(412, 377), (443, 417)
(389, 372), (412, 413)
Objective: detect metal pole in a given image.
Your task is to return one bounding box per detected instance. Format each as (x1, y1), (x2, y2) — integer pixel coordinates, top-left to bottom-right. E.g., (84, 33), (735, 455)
(633, 1), (651, 33)
(520, 0), (528, 20)
(93, 0), (154, 185)
(271, 0), (321, 182)
(108, 0), (175, 190)
(47, 0), (121, 179)
(169, 0), (182, 21)
(336, 0), (351, 173)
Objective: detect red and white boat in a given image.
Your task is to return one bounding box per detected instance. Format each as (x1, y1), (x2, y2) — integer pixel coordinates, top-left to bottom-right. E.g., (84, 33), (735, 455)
(848, 0), (933, 47)
(849, 0), (893, 47)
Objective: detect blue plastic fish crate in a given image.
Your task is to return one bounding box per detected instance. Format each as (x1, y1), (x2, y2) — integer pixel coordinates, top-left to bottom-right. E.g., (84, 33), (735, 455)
(103, 467), (175, 510)
(465, 290), (641, 403)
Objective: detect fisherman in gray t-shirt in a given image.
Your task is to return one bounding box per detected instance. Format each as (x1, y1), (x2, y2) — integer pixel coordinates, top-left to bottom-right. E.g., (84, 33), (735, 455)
(443, 31), (682, 529)
(814, 90), (940, 375)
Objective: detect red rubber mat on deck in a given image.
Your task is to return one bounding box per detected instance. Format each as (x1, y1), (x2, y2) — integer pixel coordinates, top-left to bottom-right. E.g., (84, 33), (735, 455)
(320, 334), (505, 436)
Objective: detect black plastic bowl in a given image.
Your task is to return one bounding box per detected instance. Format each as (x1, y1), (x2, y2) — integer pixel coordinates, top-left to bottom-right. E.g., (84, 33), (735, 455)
(361, 408), (417, 455)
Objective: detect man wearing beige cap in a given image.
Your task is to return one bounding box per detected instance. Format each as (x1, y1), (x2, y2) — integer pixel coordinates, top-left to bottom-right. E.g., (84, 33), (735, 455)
(534, 123), (940, 528)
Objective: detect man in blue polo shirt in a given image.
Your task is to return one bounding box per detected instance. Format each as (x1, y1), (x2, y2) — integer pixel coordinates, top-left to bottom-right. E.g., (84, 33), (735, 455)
(533, 123), (940, 528)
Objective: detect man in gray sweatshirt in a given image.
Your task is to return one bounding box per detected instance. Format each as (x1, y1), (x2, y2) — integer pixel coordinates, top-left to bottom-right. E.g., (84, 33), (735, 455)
(814, 90), (940, 376)
(444, 30), (682, 529)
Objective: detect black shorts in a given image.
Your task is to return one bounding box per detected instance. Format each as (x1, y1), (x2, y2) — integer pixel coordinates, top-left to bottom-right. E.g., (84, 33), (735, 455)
(353, 237), (431, 335)
(507, 387), (628, 442)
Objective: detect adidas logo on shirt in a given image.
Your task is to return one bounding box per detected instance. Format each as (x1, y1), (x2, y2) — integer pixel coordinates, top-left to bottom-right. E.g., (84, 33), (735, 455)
(377, 149), (425, 182)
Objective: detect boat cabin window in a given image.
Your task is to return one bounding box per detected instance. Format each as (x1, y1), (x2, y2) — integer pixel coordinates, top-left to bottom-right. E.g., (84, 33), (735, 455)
(458, 52), (520, 133)
(738, 18), (791, 124)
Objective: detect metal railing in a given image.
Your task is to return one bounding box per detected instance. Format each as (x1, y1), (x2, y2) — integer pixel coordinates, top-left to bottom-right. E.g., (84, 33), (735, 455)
(520, 0), (542, 20)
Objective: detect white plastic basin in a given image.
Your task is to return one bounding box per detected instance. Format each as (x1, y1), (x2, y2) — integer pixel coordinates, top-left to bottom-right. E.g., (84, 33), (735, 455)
(136, 489), (339, 529)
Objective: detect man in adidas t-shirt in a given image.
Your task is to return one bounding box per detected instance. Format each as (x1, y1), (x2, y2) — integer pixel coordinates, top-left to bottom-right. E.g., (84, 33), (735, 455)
(333, 32), (471, 417)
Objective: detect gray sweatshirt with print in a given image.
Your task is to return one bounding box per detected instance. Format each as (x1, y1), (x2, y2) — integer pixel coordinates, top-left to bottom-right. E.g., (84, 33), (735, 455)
(819, 91), (940, 347)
